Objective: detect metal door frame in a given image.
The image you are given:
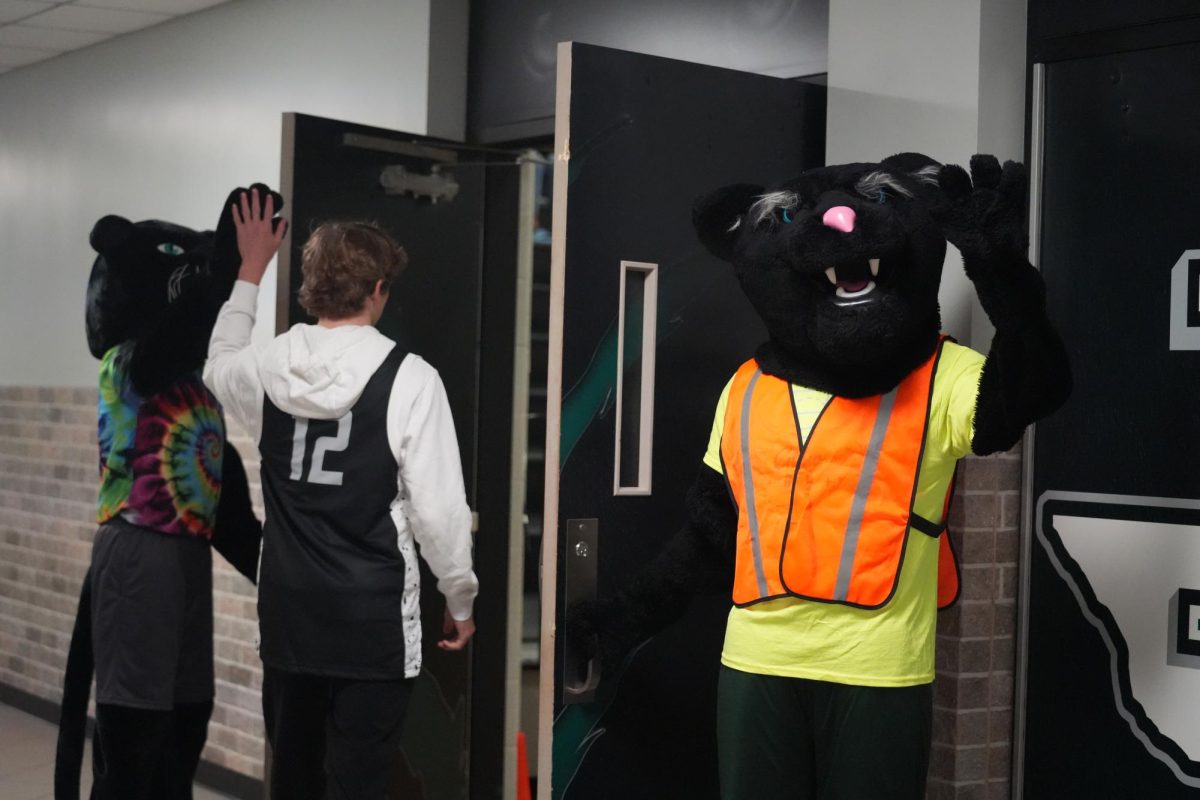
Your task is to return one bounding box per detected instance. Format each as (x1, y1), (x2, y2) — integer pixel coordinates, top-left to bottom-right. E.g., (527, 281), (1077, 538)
(1012, 59), (1046, 800)
(535, 42), (573, 800)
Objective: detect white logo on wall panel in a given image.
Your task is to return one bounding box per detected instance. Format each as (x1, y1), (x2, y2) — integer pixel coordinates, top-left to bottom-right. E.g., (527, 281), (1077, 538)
(1037, 492), (1200, 786)
(1169, 249), (1200, 350)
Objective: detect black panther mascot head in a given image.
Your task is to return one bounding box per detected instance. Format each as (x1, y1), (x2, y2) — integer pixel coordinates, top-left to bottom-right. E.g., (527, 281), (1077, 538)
(693, 152), (1068, 450)
(84, 185), (266, 393)
(694, 152), (948, 396)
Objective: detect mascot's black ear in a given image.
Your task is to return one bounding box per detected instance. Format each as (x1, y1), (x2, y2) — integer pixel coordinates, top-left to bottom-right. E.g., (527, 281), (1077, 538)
(86, 215), (136, 359)
(89, 215), (134, 254)
(881, 152), (941, 174)
(692, 183), (763, 262)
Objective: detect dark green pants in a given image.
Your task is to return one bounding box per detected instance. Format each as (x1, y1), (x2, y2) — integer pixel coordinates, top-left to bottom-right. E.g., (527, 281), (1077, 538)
(717, 666), (933, 800)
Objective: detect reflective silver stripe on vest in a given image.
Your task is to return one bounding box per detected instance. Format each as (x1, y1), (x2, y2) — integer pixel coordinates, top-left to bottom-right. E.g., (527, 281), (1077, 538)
(739, 369), (770, 598)
(833, 387), (899, 602)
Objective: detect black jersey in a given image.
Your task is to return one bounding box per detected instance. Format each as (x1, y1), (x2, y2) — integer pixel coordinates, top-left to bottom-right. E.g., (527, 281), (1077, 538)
(257, 344), (410, 678)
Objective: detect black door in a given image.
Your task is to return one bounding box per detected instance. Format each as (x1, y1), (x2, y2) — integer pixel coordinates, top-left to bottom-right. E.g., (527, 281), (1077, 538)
(1021, 42), (1200, 798)
(280, 112), (525, 800)
(541, 44), (825, 799)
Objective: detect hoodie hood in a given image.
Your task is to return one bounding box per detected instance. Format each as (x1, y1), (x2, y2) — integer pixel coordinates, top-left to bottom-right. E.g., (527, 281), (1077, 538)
(260, 324), (396, 419)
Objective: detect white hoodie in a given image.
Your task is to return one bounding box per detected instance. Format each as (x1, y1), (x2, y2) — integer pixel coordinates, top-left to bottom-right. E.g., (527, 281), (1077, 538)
(203, 281), (478, 644)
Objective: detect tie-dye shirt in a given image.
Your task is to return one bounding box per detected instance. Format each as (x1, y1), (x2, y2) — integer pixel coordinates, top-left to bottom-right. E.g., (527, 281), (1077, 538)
(97, 345), (224, 539)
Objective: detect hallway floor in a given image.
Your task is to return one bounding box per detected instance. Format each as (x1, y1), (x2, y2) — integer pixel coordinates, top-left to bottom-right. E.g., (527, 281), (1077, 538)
(0, 702), (235, 800)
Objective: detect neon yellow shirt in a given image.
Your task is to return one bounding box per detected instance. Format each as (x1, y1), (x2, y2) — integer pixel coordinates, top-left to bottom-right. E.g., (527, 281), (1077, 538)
(703, 342), (984, 686)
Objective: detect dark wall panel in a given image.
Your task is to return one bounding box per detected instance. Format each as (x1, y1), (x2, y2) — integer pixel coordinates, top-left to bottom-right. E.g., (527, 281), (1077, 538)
(1030, 0), (1200, 41)
(1023, 41), (1200, 799)
(468, 0), (828, 142)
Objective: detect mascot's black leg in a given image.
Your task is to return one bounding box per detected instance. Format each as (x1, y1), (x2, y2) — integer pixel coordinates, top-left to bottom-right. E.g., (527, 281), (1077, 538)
(156, 700), (214, 800)
(54, 568), (93, 800)
(90, 704), (173, 800)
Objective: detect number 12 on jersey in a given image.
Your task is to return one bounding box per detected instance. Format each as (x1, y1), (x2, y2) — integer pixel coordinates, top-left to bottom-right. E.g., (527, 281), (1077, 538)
(289, 412), (353, 486)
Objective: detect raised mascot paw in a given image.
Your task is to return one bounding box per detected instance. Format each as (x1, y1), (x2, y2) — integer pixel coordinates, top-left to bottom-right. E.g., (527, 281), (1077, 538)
(933, 154), (1028, 262)
(213, 183), (286, 280)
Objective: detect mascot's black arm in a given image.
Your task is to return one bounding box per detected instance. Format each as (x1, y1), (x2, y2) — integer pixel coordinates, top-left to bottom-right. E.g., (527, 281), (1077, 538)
(127, 283), (223, 397)
(937, 155), (1072, 456)
(569, 465), (737, 668)
(211, 443), (263, 584)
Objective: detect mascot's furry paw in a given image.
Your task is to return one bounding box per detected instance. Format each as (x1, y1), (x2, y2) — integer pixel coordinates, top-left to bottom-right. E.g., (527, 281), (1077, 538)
(934, 155), (1048, 326)
(214, 183), (285, 275)
(934, 155), (1029, 262)
(565, 597), (646, 676)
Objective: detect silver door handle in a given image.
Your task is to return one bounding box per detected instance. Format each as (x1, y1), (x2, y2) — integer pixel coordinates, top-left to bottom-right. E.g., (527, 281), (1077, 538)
(563, 518), (601, 703)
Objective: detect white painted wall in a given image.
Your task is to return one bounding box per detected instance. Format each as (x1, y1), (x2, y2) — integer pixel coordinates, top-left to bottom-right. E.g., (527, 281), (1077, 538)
(826, 0), (1028, 349)
(0, 0), (461, 386)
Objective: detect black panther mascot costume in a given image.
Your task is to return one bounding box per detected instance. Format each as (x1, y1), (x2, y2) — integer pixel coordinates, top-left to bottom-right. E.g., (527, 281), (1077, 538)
(573, 154), (1070, 800)
(54, 185), (281, 799)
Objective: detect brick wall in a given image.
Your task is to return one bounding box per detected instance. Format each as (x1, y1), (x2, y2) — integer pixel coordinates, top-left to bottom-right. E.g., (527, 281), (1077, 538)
(927, 447), (1023, 800)
(0, 386), (266, 783)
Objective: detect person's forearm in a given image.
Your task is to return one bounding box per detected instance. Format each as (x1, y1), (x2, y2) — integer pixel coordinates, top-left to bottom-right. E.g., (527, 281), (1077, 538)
(398, 375), (479, 620)
(207, 280), (259, 361)
(408, 496), (478, 621)
(202, 281), (262, 437)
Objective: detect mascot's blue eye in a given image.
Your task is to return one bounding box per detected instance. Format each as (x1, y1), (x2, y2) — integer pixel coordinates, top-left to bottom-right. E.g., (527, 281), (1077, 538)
(877, 190), (888, 204)
(157, 243), (185, 256)
(780, 208), (793, 223)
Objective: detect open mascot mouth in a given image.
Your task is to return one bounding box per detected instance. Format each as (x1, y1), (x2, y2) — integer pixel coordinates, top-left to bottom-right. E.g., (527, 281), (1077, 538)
(820, 256), (883, 306)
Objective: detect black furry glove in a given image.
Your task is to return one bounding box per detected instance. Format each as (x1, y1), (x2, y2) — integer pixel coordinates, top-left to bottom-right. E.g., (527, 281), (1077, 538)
(934, 155), (1047, 329)
(212, 183), (285, 289)
(564, 596), (645, 677)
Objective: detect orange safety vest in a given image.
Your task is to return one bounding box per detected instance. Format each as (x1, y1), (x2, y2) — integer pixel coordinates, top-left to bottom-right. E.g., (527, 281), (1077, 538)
(720, 340), (960, 609)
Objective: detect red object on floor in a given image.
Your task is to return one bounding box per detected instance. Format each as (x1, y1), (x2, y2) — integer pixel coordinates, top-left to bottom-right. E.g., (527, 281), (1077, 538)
(517, 731), (532, 800)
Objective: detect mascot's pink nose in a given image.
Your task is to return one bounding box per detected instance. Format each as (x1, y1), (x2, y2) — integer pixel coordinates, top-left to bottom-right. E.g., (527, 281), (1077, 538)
(822, 206), (857, 233)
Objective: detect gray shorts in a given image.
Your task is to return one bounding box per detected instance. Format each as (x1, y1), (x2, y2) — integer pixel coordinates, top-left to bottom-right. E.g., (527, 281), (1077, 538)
(91, 516), (214, 709)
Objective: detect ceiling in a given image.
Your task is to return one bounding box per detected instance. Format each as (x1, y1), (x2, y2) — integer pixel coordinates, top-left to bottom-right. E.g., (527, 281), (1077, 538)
(0, 0), (234, 75)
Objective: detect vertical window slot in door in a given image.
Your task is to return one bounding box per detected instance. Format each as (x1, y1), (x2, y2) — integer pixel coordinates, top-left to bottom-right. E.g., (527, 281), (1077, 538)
(614, 260), (658, 495)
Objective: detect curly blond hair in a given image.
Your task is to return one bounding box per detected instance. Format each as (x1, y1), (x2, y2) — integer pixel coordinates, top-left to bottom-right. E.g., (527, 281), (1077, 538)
(298, 221), (408, 319)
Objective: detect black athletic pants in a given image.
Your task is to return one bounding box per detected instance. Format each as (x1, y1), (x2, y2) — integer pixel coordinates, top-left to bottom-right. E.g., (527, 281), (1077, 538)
(90, 701), (213, 800)
(262, 667), (414, 800)
(717, 666), (933, 800)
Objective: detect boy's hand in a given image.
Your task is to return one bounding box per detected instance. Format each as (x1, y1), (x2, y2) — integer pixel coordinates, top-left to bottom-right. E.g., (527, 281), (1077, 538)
(437, 606), (476, 651)
(233, 186), (288, 286)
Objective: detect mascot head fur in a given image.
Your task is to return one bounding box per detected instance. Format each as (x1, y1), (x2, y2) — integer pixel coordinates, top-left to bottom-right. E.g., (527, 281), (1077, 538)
(693, 152), (952, 397)
(84, 217), (218, 359)
(83, 184), (282, 394)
